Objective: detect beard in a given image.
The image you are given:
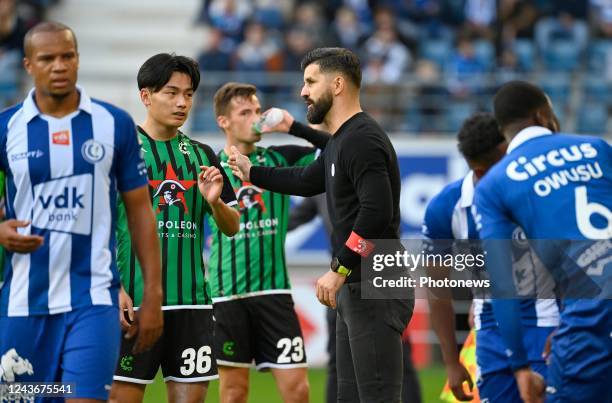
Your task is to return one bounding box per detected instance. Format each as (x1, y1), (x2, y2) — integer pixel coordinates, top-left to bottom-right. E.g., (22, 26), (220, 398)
(306, 91), (333, 124)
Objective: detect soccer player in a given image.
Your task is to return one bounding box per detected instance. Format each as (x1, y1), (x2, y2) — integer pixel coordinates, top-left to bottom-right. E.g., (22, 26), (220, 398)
(423, 113), (559, 402)
(474, 81), (612, 403)
(228, 48), (412, 402)
(209, 82), (329, 403)
(0, 22), (163, 401)
(110, 54), (239, 403)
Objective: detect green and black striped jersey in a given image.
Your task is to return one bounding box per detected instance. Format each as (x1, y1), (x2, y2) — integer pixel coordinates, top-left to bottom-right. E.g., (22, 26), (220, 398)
(116, 127), (237, 308)
(208, 145), (318, 300)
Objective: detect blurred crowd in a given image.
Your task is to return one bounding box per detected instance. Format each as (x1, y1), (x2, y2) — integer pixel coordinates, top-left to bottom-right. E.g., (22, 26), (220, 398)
(192, 0), (611, 134)
(0, 0), (59, 105)
(1, 0), (610, 135)
(195, 0), (611, 78)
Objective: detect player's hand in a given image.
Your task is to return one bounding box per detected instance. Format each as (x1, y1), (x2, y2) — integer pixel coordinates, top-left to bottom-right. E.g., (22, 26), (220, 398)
(0, 219), (44, 253)
(260, 108), (294, 134)
(315, 271), (346, 309)
(119, 286), (134, 332)
(198, 166), (223, 204)
(228, 146), (252, 182)
(515, 368), (545, 403)
(541, 329), (555, 364)
(446, 362), (474, 401)
(126, 291), (163, 354)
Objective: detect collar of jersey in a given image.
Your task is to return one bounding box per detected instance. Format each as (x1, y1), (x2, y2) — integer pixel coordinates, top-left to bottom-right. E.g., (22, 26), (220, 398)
(459, 170), (475, 208)
(506, 126), (552, 154)
(22, 85), (92, 123)
(137, 125), (183, 143)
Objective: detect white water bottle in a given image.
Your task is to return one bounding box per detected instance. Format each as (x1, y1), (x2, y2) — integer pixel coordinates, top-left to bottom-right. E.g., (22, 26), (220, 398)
(253, 108), (284, 134)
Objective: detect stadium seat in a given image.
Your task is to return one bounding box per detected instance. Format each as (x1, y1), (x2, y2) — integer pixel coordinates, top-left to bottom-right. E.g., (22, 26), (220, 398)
(587, 40), (612, 74)
(539, 76), (571, 106)
(542, 40), (581, 72)
(576, 103), (609, 135)
(582, 76), (611, 106)
(445, 102), (477, 133)
(512, 39), (536, 72)
(473, 40), (495, 72)
(190, 102), (219, 133)
(254, 8), (285, 29)
(419, 39), (452, 70)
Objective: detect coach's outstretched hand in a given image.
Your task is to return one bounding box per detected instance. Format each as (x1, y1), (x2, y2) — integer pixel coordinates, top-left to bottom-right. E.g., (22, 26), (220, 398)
(228, 146), (253, 182)
(126, 289), (163, 354)
(0, 219), (44, 253)
(260, 108), (294, 134)
(515, 368), (545, 403)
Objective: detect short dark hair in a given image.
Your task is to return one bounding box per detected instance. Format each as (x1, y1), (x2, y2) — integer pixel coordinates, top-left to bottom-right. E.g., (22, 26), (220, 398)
(137, 53), (200, 92)
(457, 113), (505, 162)
(493, 81), (549, 128)
(24, 21), (78, 57)
(300, 47), (362, 88)
(213, 82), (257, 117)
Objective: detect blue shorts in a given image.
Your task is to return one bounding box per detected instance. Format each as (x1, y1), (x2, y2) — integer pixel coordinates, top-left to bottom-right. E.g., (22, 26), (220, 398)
(0, 305), (120, 401)
(476, 326), (554, 403)
(546, 300), (612, 403)
(478, 362), (547, 403)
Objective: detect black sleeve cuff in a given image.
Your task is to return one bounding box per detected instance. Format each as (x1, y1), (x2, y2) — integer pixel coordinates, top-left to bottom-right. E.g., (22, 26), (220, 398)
(337, 246), (361, 271)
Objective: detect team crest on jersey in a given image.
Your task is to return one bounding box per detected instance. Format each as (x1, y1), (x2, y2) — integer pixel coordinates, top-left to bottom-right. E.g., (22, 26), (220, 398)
(511, 227), (529, 249)
(149, 164), (196, 214)
(236, 182), (266, 212)
(178, 139), (191, 155)
(81, 139), (105, 163)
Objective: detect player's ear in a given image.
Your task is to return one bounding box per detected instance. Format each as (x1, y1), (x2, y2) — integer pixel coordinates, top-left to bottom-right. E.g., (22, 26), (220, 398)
(23, 57), (32, 75)
(140, 88), (152, 107)
(333, 75), (344, 96)
(216, 115), (228, 130)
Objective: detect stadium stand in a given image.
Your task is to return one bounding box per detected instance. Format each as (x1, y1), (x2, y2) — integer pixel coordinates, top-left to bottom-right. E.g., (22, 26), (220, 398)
(3, 0), (609, 136)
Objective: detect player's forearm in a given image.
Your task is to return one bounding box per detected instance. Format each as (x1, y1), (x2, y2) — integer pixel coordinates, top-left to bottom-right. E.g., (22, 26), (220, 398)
(128, 210), (162, 300)
(428, 299), (461, 366)
(251, 166), (324, 196)
(123, 188), (162, 302)
(210, 200), (240, 236)
(289, 121), (330, 149)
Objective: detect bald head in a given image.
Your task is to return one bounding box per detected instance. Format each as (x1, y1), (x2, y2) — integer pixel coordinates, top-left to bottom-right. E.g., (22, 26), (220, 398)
(24, 21), (78, 58)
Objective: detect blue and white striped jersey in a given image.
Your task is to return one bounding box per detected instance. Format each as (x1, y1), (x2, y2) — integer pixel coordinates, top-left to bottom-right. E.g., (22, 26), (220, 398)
(422, 171), (559, 330)
(0, 88), (148, 317)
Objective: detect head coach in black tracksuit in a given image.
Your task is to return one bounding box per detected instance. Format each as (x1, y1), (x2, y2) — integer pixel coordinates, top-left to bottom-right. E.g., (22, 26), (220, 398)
(228, 47), (414, 402)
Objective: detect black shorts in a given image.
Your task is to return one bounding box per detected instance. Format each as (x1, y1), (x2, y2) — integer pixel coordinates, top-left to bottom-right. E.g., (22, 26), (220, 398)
(114, 308), (218, 384)
(213, 293), (307, 370)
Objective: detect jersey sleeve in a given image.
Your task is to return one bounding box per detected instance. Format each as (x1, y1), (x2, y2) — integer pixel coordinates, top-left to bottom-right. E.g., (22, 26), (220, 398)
(114, 113), (148, 192)
(336, 133), (395, 269)
(268, 145), (319, 167)
(422, 190), (455, 255)
(250, 154), (326, 197)
(423, 192), (454, 240)
(208, 147), (238, 209)
(288, 120), (331, 150)
(474, 175), (530, 370)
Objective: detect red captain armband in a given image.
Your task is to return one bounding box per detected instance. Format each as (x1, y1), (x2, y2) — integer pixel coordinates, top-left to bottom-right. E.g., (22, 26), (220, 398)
(345, 231), (375, 257)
